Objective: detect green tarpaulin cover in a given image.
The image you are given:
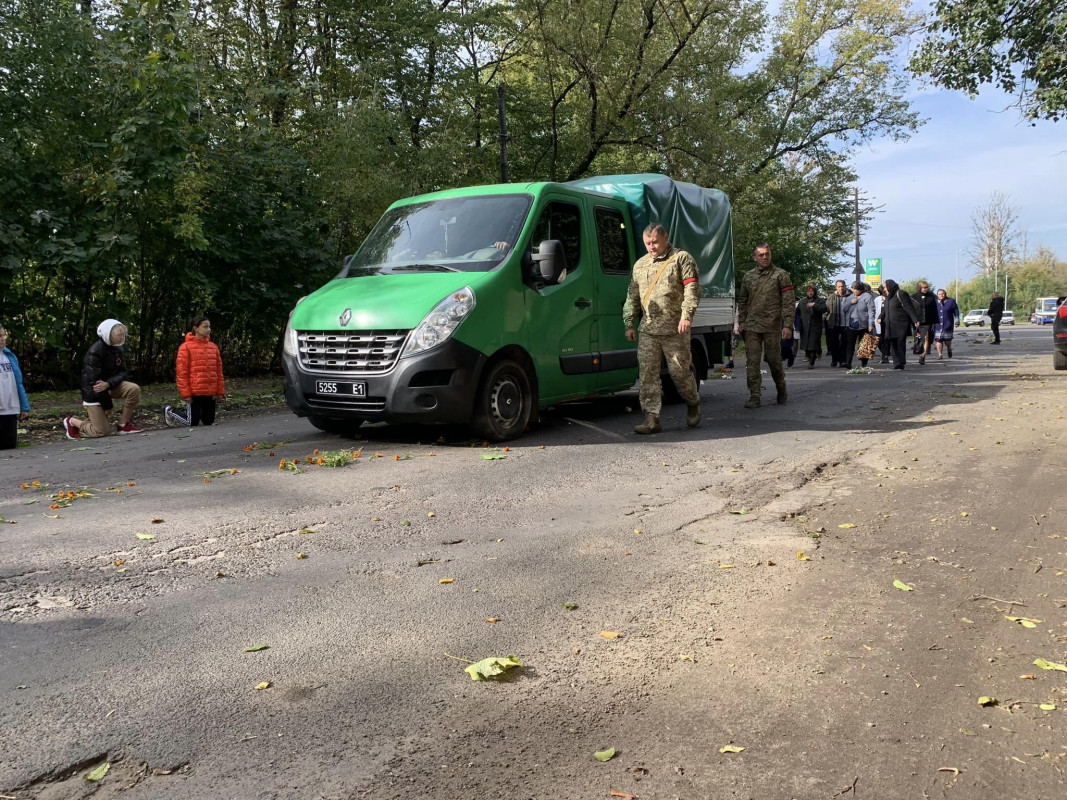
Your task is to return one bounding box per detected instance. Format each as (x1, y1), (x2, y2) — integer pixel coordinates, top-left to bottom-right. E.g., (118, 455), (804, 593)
(567, 174), (733, 297)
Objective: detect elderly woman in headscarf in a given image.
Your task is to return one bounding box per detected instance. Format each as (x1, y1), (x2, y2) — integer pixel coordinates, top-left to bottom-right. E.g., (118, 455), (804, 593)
(796, 285), (827, 368)
(877, 280), (921, 370)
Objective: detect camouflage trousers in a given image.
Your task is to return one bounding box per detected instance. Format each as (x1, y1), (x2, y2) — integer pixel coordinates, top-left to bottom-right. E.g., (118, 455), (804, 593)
(744, 330), (786, 400)
(637, 331), (699, 416)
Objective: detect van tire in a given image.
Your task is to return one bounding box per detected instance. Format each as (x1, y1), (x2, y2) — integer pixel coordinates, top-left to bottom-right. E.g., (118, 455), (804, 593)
(308, 416), (364, 435)
(1054, 351), (1067, 371)
(472, 359), (532, 442)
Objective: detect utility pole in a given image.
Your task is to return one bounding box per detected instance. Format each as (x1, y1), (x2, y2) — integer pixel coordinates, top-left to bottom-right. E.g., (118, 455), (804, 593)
(497, 83), (509, 183)
(852, 187), (864, 286)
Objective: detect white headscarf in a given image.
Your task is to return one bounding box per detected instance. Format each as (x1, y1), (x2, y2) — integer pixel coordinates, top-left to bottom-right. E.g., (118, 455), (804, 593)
(97, 318), (125, 345)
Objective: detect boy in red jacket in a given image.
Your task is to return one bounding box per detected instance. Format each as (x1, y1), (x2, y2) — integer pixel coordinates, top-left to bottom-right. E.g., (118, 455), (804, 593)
(164, 317), (225, 427)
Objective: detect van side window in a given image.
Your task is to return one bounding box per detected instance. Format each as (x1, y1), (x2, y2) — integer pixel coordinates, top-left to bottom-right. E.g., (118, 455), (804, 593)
(594, 207), (630, 274)
(531, 202), (581, 271)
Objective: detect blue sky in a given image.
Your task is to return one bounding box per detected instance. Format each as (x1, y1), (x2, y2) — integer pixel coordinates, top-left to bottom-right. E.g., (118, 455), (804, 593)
(837, 85), (1067, 293)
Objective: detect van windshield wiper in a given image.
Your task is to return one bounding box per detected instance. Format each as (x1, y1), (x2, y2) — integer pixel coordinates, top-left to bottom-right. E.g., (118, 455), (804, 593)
(389, 263), (462, 273)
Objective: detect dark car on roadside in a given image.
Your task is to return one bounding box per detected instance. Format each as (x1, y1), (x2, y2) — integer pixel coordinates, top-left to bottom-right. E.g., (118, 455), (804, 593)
(1054, 296), (1067, 370)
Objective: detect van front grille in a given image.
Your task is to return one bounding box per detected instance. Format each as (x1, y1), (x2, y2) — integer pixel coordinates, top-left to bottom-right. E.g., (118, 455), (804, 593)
(297, 330), (408, 375)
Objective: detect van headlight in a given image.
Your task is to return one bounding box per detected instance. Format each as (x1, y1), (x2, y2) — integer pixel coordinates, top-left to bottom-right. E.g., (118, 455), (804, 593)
(402, 287), (476, 357)
(283, 296), (307, 358)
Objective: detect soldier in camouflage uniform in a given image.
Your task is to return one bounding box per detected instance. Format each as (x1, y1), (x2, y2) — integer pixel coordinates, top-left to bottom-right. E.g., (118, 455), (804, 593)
(622, 224), (702, 434)
(737, 243), (795, 408)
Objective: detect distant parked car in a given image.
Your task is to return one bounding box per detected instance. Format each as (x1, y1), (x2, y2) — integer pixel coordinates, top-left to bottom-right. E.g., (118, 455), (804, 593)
(1001, 311), (1015, 326)
(962, 309), (989, 327)
(1052, 297), (1067, 370)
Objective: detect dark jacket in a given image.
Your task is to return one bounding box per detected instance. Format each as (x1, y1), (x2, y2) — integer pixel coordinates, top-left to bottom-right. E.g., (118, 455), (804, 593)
(797, 295), (827, 351)
(81, 340), (128, 409)
(879, 285), (920, 338)
(916, 290), (938, 325)
(987, 296), (1005, 320)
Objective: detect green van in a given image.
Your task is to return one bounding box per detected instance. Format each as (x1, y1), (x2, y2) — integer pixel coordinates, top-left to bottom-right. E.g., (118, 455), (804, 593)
(282, 174), (735, 440)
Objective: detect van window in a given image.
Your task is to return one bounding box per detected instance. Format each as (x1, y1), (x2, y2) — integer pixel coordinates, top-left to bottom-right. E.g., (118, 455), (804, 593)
(594, 207), (630, 274)
(531, 202), (582, 271)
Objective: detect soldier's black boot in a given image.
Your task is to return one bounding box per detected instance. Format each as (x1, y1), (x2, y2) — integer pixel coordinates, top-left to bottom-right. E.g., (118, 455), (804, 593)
(686, 404), (701, 428)
(744, 396), (760, 409)
(634, 414), (661, 434)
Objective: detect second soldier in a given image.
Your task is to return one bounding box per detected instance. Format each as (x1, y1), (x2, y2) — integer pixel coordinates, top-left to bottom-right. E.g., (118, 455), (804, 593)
(737, 243), (795, 408)
(622, 224), (702, 434)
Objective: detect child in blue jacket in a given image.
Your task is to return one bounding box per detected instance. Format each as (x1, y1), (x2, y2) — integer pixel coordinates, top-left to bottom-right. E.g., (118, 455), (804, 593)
(0, 323), (31, 449)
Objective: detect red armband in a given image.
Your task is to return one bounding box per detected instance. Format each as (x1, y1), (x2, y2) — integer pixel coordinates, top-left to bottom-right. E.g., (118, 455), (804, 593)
(683, 277), (698, 286)
(780, 285), (793, 293)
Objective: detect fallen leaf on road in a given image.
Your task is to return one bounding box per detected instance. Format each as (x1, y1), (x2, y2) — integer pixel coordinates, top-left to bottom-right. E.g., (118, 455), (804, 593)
(960, 729), (976, 736)
(961, 618), (974, 624)
(439, 578), (454, 584)
(1019, 674), (1035, 680)
(135, 533), (155, 541)
(977, 696), (997, 706)
(633, 528), (643, 534)
(1006, 616), (1042, 628)
(609, 792), (637, 799)
(694, 539), (708, 545)
(84, 762), (110, 782)
(254, 681), (271, 690)
(594, 747), (616, 762)
(562, 602), (578, 610)
(797, 552), (811, 562)
(719, 745), (745, 753)
(599, 631), (622, 639)
(296, 553), (308, 559)
(937, 767), (960, 777)
(1039, 703), (1057, 711)
(481, 454), (507, 460)
(486, 617), (502, 623)
(114, 559), (125, 566)
(893, 579), (913, 591)
(838, 523), (857, 529)
(464, 655), (522, 681)
(151, 518), (164, 524)
(729, 508), (748, 515)
(719, 563), (736, 569)
(1034, 658), (1067, 672)
(244, 645), (269, 652)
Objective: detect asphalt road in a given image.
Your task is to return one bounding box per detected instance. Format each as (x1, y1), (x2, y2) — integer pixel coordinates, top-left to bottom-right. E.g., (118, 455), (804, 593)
(1, 323), (1062, 799)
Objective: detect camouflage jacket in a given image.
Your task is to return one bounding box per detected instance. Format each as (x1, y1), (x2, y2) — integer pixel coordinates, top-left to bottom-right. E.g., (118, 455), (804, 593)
(622, 247), (700, 335)
(737, 265), (795, 333)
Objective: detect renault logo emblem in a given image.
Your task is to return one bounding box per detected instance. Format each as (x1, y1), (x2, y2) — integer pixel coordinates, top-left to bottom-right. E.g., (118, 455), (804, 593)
(339, 308), (352, 327)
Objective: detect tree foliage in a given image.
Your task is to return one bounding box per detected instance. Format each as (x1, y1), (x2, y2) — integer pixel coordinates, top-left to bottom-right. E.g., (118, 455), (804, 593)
(911, 0), (1067, 121)
(1, 0), (923, 387)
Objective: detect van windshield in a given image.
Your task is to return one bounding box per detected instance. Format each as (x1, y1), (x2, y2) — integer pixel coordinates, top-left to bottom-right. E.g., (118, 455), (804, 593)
(1038, 298), (1058, 311)
(341, 195), (533, 276)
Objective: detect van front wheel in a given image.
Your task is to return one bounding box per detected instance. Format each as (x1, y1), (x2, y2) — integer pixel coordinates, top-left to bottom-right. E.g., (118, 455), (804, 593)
(472, 360), (532, 442)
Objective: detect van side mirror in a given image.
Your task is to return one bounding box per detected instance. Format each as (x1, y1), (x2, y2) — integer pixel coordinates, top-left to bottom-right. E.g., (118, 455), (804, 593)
(530, 240), (567, 285)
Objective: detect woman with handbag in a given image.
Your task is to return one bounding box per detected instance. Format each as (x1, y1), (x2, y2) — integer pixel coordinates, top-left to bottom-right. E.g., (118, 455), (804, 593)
(878, 279), (921, 369)
(841, 282), (877, 369)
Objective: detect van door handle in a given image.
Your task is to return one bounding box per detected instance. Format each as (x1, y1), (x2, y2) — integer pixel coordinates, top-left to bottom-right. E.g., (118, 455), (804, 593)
(574, 298), (592, 308)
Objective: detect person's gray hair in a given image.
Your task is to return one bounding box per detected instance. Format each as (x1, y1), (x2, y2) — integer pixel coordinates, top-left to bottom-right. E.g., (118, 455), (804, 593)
(753, 242), (772, 256)
(643, 223), (668, 238)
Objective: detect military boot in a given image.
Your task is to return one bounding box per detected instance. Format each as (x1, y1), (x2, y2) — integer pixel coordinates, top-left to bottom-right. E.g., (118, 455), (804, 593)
(743, 396), (760, 409)
(776, 387), (788, 405)
(686, 403), (702, 428)
(634, 414), (662, 434)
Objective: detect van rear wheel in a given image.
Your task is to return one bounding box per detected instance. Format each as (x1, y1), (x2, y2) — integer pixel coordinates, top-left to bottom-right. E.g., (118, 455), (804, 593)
(308, 416), (364, 435)
(472, 360), (532, 442)
(1054, 351), (1067, 371)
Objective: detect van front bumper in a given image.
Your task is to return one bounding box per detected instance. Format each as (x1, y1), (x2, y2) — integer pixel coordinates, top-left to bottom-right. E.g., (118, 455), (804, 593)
(283, 339), (486, 424)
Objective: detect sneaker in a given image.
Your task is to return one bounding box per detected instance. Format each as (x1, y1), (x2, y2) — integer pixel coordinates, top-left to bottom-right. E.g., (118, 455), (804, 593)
(163, 404), (188, 427)
(62, 416), (81, 440)
(116, 421), (144, 435)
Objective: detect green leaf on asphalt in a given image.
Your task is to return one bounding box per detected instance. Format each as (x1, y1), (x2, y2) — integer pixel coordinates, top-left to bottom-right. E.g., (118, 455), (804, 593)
(893, 579), (913, 591)
(1034, 658), (1067, 672)
(481, 454), (507, 460)
(1039, 703), (1057, 711)
(464, 655), (523, 681)
(561, 602), (578, 611)
(135, 533), (155, 540)
(694, 539), (708, 545)
(85, 762), (110, 782)
(959, 729), (977, 736)
(25, 499), (39, 504)
(1005, 616), (1042, 628)
(719, 745), (745, 753)
(244, 645), (269, 652)
(728, 508), (748, 515)
(594, 747), (616, 762)
(977, 696), (997, 706)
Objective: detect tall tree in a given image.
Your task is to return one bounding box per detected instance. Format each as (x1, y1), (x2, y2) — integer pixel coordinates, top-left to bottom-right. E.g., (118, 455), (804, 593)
(911, 0), (1067, 121)
(968, 191), (1021, 282)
